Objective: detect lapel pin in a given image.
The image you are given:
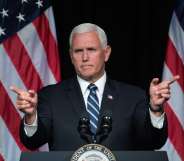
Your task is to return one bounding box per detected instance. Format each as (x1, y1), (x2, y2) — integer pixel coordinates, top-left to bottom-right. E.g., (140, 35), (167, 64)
(107, 94), (113, 100)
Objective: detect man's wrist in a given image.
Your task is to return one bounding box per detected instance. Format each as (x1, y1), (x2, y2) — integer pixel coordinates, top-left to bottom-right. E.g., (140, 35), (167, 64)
(149, 103), (164, 113)
(25, 112), (37, 125)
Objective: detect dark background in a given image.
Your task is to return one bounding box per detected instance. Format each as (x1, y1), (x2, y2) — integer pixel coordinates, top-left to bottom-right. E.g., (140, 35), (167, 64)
(51, 0), (175, 92)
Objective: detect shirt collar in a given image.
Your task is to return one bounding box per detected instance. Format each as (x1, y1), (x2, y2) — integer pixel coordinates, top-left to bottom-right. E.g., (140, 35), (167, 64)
(77, 72), (106, 96)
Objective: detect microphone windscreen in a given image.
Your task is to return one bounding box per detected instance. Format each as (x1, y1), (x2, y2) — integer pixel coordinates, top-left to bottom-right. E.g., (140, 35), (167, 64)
(102, 110), (112, 118)
(102, 110), (112, 124)
(79, 112), (90, 125)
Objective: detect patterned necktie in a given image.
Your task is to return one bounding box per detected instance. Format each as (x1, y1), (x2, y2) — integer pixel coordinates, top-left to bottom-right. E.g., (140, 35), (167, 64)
(87, 83), (100, 134)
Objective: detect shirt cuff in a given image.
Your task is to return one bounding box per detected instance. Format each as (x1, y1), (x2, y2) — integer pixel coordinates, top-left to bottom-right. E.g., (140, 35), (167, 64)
(149, 109), (165, 129)
(24, 112), (38, 137)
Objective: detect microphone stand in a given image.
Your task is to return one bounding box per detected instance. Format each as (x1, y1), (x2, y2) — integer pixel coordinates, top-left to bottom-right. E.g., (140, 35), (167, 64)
(78, 117), (93, 143)
(78, 115), (112, 144)
(97, 115), (112, 144)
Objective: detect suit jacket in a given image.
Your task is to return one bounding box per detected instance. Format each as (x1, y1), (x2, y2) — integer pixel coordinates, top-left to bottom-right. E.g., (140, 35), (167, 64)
(20, 77), (167, 151)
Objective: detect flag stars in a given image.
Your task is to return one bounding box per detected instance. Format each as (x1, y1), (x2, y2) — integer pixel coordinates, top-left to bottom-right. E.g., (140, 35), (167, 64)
(0, 27), (6, 36)
(22, 0), (28, 4)
(16, 13), (25, 22)
(0, 9), (9, 18)
(36, 0), (43, 8)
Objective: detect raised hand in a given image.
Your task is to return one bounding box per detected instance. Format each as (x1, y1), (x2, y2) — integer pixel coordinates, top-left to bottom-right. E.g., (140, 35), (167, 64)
(149, 75), (180, 112)
(10, 86), (38, 124)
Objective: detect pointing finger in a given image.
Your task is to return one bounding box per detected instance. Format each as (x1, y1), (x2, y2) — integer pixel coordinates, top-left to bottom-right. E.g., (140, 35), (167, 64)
(168, 75), (180, 85)
(10, 85), (23, 95)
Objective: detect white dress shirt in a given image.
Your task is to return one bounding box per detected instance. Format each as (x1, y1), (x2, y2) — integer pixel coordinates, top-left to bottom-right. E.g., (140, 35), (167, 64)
(77, 72), (106, 108)
(24, 72), (164, 137)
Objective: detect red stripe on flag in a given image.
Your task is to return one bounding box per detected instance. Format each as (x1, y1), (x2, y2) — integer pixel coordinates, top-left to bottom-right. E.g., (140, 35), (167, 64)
(0, 82), (28, 151)
(3, 35), (43, 91)
(33, 14), (61, 82)
(165, 102), (184, 161)
(0, 154), (4, 161)
(165, 39), (184, 92)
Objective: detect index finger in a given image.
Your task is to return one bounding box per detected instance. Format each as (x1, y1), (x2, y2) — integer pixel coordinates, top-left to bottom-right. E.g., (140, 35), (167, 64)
(168, 75), (180, 85)
(10, 85), (24, 95)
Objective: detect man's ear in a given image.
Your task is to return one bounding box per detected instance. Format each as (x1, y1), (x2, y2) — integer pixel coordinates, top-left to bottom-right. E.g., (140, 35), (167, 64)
(104, 45), (111, 62)
(69, 49), (74, 64)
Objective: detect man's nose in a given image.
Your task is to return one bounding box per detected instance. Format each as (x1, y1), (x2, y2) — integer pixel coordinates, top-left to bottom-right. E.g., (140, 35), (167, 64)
(82, 50), (89, 61)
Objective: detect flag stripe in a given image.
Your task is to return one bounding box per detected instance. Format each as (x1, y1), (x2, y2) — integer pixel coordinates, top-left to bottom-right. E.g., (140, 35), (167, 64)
(161, 6), (184, 161)
(3, 35), (43, 90)
(33, 13), (61, 82)
(44, 7), (57, 42)
(0, 152), (4, 161)
(17, 22), (57, 86)
(0, 117), (21, 161)
(0, 3), (61, 160)
(162, 139), (182, 161)
(165, 103), (184, 161)
(162, 60), (184, 161)
(0, 47), (27, 157)
(0, 45), (26, 116)
(0, 82), (28, 151)
(169, 13), (184, 64)
(163, 64), (184, 128)
(165, 39), (184, 92)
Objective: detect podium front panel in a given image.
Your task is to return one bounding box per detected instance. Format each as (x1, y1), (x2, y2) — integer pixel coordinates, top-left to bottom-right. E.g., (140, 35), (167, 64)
(20, 151), (168, 161)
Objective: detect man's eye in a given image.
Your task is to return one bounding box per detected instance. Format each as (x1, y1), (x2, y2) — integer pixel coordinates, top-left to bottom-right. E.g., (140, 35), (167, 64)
(74, 49), (83, 53)
(87, 48), (96, 52)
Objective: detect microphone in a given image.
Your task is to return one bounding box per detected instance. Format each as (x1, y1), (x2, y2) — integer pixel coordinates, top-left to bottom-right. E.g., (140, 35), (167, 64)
(78, 114), (93, 143)
(98, 111), (112, 143)
(101, 115), (112, 134)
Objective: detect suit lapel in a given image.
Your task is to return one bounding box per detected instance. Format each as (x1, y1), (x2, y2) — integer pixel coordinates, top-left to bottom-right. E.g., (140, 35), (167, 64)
(65, 77), (118, 130)
(66, 77), (87, 117)
(98, 79), (118, 127)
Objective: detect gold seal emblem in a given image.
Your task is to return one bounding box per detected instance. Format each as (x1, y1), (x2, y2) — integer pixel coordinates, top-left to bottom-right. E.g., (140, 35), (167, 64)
(71, 144), (116, 161)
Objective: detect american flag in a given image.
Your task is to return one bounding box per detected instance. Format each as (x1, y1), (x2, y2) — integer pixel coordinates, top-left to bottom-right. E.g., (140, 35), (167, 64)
(161, 0), (184, 161)
(0, 0), (61, 160)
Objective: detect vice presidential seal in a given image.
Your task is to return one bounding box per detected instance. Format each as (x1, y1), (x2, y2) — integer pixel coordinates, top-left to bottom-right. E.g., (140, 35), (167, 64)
(70, 144), (116, 161)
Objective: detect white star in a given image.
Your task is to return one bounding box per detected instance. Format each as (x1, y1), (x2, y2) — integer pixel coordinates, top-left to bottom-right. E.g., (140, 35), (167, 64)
(22, 0), (28, 4)
(36, 0), (43, 8)
(16, 13), (25, 22)
(0, 27), (6, 36)
(0, 8), (9, 18)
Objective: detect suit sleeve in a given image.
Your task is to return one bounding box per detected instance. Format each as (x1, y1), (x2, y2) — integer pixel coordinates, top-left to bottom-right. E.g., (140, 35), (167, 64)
(132, 95), (168, 150)
(20, 88), (52, 150)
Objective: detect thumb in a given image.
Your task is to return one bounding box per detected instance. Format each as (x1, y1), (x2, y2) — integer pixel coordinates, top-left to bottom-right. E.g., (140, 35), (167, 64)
(150, 78), (160, 86)
(28, 90), (36, 97)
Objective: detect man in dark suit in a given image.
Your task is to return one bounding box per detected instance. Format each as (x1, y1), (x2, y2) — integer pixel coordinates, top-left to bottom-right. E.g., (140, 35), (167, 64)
(11, 23), (179, 151)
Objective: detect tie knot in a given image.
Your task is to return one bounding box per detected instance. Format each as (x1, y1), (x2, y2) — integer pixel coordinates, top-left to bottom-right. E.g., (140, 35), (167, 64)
(88, 83), (97, 91)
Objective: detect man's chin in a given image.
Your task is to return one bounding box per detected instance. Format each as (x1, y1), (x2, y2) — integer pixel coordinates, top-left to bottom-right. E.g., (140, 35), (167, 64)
(79, 74), (95, 82)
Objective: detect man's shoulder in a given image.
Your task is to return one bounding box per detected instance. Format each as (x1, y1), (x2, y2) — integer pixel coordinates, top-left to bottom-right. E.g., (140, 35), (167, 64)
(109, 79), (146, 97)
(38, 77), (76, 93)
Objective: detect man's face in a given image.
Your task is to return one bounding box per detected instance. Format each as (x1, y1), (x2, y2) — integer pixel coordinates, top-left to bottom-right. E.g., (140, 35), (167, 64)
(70, 31), (111, 82)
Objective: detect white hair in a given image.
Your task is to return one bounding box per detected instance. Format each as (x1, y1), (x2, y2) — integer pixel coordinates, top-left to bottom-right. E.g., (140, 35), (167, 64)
(69, 23), (108, 48)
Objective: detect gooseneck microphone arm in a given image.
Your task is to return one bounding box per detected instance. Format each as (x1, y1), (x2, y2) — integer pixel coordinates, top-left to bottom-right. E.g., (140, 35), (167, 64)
(78, 116), (93, 143)
(78, 111), (112, 144)
(97, 115), (112, 144)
